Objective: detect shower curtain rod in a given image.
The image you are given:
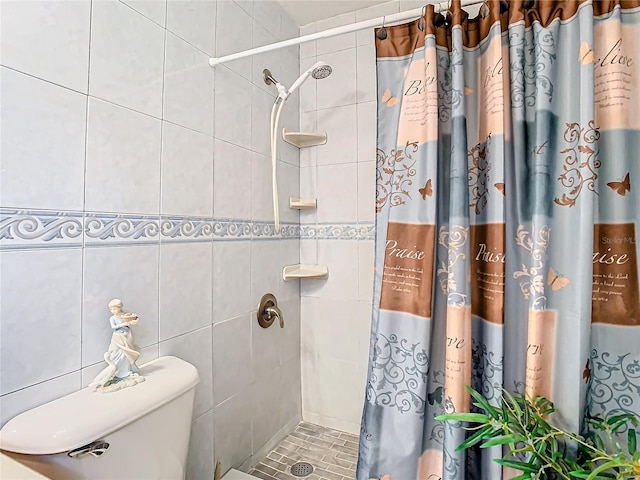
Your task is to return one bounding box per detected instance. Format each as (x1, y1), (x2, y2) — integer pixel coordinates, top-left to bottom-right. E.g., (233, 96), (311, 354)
(208, 0), (484, 67)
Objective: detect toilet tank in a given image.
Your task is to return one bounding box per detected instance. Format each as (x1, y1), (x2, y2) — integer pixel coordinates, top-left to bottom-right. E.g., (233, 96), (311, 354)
(0, 356), (199, 480)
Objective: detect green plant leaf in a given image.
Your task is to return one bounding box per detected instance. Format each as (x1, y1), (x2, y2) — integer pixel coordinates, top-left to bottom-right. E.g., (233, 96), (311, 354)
(480, 434), (519, 449)
(510, 474), (535, 480)
(503, 389), (523, 418)
(569, 472), (591, 479)
(434, 413), (490, 423)
(627, 428), (638, 455)
(465, 385), (500, 419)
(585, 460), (623, 480)
(569, 472), (616, 480)
(456, 425), (494, 451)
(493, 459), (539, 474)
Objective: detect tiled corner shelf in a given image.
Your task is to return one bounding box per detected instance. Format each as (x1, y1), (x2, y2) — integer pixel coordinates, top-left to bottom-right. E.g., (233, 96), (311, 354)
(289, 198), (317, 209)
(282, 264), (329, 281)
(282, 129), (327, 148)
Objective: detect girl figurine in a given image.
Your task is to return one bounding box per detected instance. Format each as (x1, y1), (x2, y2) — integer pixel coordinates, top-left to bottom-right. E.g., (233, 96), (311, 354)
(90, 298), (145, 392)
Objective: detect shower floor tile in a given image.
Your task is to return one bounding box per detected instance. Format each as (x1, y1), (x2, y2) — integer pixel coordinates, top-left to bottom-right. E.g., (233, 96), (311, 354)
(250, 422), (359, 480)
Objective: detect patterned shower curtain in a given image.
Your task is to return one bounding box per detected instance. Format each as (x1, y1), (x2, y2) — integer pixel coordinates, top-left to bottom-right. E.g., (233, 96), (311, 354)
(357, 1), (640, 478)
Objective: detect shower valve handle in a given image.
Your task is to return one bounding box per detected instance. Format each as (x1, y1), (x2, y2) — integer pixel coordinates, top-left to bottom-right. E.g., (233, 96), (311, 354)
(257, 293), (284, 328)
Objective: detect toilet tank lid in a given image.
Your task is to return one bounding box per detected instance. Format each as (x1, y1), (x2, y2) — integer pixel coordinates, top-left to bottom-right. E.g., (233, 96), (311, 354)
(0, 356), (199, 455)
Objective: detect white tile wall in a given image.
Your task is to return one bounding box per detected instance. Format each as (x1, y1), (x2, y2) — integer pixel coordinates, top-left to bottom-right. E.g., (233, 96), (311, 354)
(300, 240), (359, 300)
(166, 0), (216, 55)
(213, 386), (253, 473)
(0, 67), (87, 210)
(216, 0), (254, 80)
(187, 410), (215, 480)
(163, 32), (215, 136)
(85, 98), (162, 214)
(316, 163), (358, 223)
(356, 43), (377, 103)
(1, 5), (301, 477)
(277, 162), (301, 224)
(358, 240), (376, 301)
(251, 153), (275, 222)
(252, 0), (281, 40)
(298, 4), (381, 433)
(213, 140), (254, 220)
(122, 0), (167, 27)
(0, 0), (91, 93)
(316, 104), (358, 166)
(316, 48), (357, 110)
(315, 12), (356, 56)
(89, 0), (164, 117)
(159, 325), (214, 419)
(213, 314), (252, 406)
(252, 22), (280, 95)
(250, 240), (283, 307)
(0, 371), (81, 427)
(159, 243), (213, 341)
(161, 122), (214, 217)
(251, 85), (274, 156)
(0, 249), (82, 394)
(299, 57), (317, 113)
(299, 24), (316, 59)
(214, 66), (252, 147)
(357, 101), (377, 163)
(212, 241), (252, 324)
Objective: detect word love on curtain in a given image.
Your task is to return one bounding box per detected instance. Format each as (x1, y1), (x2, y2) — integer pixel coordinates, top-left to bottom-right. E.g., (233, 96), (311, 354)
(357, 1), (640, 479)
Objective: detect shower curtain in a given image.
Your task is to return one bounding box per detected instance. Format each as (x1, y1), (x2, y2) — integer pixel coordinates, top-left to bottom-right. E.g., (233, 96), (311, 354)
(357, 1), (640, 479)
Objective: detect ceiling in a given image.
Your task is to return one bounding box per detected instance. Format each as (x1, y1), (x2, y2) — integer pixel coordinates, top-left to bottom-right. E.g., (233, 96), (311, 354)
(275, 0), (393, 27)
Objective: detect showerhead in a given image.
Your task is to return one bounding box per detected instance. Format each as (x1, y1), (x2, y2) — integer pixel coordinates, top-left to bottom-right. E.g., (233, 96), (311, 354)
(280, 61), (332, 100)
(311, 64), (332, 80)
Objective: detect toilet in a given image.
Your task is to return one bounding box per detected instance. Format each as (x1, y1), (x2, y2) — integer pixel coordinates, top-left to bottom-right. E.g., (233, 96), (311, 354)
(0, 356), (199, 480)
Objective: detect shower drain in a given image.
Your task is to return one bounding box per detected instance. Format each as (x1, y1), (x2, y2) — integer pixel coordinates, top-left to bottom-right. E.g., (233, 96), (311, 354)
(290, 461), (314, 477)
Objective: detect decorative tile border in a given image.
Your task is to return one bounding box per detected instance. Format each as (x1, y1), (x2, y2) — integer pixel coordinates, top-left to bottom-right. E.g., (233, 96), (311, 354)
(85, 213), (161, 246)
(0, 209), (374, 250)
(0, 209), (83, 249)
(300, 223), (375, 240)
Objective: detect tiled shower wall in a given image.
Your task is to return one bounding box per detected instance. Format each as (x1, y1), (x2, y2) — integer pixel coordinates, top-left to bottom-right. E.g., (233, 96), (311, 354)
(297, 0), (484, 435)
(296, 0), (439, 434)
(0, 1), (301, 478)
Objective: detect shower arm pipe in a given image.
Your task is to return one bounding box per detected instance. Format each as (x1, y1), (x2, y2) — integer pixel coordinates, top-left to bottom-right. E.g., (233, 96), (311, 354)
(208, 0), (484, 67)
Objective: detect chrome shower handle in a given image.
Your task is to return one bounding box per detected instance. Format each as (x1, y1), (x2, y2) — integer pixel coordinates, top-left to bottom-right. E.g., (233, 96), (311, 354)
(265, 306), (284, 328)
(257, 293), (284, 328)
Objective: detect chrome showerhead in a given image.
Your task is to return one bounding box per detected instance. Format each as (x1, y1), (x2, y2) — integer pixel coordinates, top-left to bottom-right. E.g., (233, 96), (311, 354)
(280, 61), (332, 100)
(311, 64), (332, 80)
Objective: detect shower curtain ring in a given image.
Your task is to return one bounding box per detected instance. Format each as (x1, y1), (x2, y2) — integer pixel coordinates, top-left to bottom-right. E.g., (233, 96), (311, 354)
(445, 0), (453, 26)
(480, 0), (490, 18)
(377, 15), (388, 40)
(418, 5), (427, 31)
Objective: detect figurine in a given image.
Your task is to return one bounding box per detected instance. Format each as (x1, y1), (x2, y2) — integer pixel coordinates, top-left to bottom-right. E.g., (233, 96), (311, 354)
(90, 298), (145, 392)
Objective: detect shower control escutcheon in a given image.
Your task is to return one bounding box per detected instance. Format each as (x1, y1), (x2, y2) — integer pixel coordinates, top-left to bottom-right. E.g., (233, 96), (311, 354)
(257, 293), (284, 328)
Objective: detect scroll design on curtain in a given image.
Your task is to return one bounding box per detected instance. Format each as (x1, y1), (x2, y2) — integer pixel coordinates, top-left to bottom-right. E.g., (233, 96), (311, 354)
(437, 225), (469, 305)
(586, 349), (640, 426)
(554, 120), (601, 207)
(513, 224), (550, 309)
(468, 134), (493, 214)
(471, 338), (503, 403)
(437, 54), (464, 122)
(509, 28), (556, 107)
(375, 141), (419, 213)
(365, 333), (429, 415)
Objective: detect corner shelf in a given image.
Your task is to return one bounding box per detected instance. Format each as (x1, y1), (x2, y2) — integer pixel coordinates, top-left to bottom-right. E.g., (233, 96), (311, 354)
(282, 264), (329, 281)
(282, 128), (327, 148)
(289, 198), (317, 210)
